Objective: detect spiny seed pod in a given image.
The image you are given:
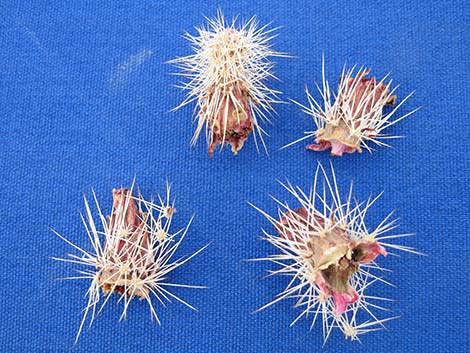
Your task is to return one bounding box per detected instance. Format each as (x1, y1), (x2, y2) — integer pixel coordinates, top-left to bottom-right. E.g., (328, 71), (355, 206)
(289, 59), (418, 156)
(250, 162), (419, 343)
(170, 10), (285, 156)
(52, 183), (207, 343)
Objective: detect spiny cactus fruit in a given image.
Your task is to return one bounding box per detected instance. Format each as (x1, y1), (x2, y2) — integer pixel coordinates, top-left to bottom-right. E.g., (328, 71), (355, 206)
(170, 10), (286, 156)
(289, 59), (418, 156)
(52, 182), (207, 342)
(251, 162), (419, 343)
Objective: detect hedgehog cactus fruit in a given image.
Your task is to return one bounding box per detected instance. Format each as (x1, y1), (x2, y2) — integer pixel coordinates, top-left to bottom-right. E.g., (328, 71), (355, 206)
(52, 183), (206, 343)
(252, 162), (419, 342)
(308, 71), (397, 156)
(171, 11), (285, 156)
(291, 59), (417, 156)
(99, 188), (150, 297)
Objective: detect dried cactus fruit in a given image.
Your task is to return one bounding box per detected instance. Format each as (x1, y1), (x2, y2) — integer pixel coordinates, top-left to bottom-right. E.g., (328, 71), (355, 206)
(289, 59), (418, 156)
(251, 162), (420, 342)
(170, 10), (285, 156)
(52, 183), (207, 342)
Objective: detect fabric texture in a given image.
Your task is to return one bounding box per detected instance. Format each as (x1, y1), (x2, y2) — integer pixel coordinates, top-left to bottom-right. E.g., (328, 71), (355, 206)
(0, 1), (468, 352)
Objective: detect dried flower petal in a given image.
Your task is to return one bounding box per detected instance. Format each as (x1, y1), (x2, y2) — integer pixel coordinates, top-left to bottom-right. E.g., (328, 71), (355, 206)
(276, 207), (387, 315)
(207, 82), (254, 155)
(99, 188), (153, 298)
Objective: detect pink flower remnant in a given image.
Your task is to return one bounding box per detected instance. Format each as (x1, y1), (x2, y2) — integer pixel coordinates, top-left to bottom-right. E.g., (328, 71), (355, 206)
(98, 188), (173, 297)
(206, 80), (254, 157)
(276, 207), (386, 315)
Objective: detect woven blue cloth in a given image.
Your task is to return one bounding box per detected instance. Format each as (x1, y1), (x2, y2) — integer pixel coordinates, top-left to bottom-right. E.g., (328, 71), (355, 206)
(1, 1), (468, 352)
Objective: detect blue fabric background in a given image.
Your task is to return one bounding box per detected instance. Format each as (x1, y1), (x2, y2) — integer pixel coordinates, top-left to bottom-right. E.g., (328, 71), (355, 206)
(0, 1), (468, 352)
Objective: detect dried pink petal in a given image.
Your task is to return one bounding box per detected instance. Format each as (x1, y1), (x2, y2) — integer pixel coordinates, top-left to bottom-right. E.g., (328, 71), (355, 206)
(207, 82), (254, 156)
(99, 188), (152, 297)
